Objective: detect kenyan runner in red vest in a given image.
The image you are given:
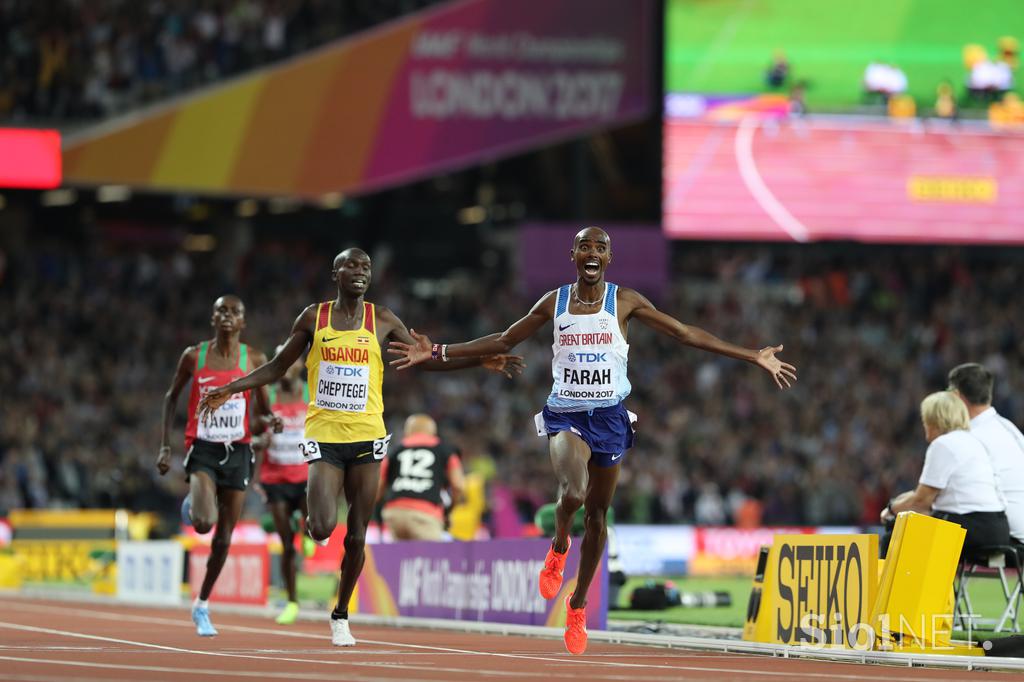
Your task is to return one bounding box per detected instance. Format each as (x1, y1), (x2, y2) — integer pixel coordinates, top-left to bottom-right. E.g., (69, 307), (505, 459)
(255, 353), (313, 625)
(157, 295), (277, 638)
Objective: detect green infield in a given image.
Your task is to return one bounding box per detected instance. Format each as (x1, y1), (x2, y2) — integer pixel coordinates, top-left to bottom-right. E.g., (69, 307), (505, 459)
(665, 0), (1024, 110)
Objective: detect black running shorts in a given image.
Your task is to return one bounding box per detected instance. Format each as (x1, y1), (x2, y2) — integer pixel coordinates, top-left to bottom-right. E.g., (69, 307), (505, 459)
(300, 435), (391, 470)
(185, 439), (254, 491)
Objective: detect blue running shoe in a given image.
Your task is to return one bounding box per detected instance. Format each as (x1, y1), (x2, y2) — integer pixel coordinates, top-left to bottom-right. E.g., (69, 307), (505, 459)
(181, 495), (192, 527)
(192, 605), (218, 637)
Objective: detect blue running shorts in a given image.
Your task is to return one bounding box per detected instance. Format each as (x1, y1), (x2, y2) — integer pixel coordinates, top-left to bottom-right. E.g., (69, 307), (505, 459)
(535, 403), (637, 467)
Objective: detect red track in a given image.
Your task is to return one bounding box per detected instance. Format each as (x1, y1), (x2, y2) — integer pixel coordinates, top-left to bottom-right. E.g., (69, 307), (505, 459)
(0, 597), (1014, 681)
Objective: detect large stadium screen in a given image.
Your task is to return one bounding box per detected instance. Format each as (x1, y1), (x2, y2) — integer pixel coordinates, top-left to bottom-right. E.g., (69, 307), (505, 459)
(662, 0), (1024, 243)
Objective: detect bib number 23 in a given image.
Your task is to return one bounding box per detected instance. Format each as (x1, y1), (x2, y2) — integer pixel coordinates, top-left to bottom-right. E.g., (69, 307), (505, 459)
(300, 440), (320, 463)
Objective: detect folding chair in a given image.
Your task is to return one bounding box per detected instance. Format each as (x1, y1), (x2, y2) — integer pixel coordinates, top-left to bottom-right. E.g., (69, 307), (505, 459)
(953, 544), (1024, 633)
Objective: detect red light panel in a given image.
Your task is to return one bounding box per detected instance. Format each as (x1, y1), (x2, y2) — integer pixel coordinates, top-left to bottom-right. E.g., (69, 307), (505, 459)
(0, 128), (62, 189)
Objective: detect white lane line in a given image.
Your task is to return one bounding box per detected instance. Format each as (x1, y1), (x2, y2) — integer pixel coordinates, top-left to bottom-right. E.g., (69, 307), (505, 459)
(734, 117), (812, 243)
(3, 674), (132, 682)
(0, 605), (975, 682)
(0, 646), (108, 651)
(0, 655), (399, 682)
(0, 622), (548, 680)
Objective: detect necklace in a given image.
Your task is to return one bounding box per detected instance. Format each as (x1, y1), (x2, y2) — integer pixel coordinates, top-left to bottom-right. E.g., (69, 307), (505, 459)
(572, 283), (604, 306)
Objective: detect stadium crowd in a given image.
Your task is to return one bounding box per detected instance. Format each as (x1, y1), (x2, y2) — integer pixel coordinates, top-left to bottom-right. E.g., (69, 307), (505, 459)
(2, 229), (1022, 535)
(0, 0), (442, 122)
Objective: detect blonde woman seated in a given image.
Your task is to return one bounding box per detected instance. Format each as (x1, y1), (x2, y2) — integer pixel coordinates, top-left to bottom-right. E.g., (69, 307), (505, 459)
(880, 391), (1010, 558)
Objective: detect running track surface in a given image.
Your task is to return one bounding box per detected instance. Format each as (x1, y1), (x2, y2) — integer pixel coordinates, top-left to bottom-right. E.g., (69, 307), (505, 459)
(0, 597), (1014, 682)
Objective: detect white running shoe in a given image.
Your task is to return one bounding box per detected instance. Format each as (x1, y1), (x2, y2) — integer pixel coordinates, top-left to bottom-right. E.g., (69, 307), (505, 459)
(330, 618), (356, 647)
(306, 522), (329, 547)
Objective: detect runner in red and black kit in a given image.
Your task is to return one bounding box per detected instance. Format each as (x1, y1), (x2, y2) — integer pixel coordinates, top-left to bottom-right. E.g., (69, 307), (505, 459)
(156, 295), (277, 637)
(255, 353), (311, 625)
(378, 414), (465, 541)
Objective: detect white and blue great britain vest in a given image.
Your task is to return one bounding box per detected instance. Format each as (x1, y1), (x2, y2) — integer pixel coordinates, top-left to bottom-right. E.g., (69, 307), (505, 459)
(547, 283), (631, 412)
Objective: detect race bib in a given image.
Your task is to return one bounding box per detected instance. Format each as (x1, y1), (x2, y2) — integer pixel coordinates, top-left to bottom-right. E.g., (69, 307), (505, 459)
(197, 396), (246, 443)
(557, 352), (617, 402)
(267, 428), (305, 465)
(315, 362), (369, 412)
(372, 433), (392, 460)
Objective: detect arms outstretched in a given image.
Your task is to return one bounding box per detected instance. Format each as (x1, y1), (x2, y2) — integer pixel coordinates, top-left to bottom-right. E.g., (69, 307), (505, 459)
(389, 291), (556, 369)
(389, 286), (795, 389)
(377, 306), (525, 378)
(622, 288), (796, 389)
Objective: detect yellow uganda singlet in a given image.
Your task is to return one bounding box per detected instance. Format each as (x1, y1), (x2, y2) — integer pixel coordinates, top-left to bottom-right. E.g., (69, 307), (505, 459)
(305, 301), (385, 443)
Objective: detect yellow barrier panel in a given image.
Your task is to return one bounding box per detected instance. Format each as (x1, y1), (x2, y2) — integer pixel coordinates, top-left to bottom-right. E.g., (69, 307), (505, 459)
(9, 508), (152, 584)
(13, 539), (116, 583)
(0, 553), (24, 588)
(870, 511), (979, 655)
(9, 509), (119, 529)
(743, 534), (878, 648)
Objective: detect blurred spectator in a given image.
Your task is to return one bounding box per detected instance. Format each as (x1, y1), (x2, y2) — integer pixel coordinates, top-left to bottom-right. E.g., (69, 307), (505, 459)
(887, 93), (916, 120)
(0, 0), (443, 122)
(788, 81), (807, 118)
(968, 58), (1013, 103)
(863, 61), (907, 103)
(962, 44), (988, 72)
(989, 92), (1024, 129)
(764, 50), (789, 90)
(932, 81), (958, 121)
(998, 36), (1019, 69)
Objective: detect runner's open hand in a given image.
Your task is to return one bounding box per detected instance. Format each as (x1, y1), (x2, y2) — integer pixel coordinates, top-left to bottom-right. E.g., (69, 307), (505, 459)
(482, 354), (526, 379)
(156, 446), (172, 476)
(197, 386), (233, 425)
(755, 345), (797, 390)
(388, 329), (434, 370)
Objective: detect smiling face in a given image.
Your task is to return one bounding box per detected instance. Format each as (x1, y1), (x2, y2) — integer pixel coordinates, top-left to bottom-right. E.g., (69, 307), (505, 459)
(210, 295), (246, 334)
(332, 248), (371, 296)
(571, 227), (611, 285)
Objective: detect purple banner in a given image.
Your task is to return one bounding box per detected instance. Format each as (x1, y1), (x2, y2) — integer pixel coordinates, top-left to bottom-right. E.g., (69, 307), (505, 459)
(356, 538), (607, 629)
(365, 0), (654, 192)
(519, 223), (668, 303)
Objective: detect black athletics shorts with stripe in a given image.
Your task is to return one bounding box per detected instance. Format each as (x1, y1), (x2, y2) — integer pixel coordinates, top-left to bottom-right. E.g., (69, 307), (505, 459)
(263, 481), (307, 506)
(300, 435), (391, 470)
(185, 439), (254, 491)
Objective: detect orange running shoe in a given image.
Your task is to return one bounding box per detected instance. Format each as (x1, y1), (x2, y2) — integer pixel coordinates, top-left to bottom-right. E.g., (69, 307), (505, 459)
(538, 538), (570, 599)
(563, 595), (587, 655)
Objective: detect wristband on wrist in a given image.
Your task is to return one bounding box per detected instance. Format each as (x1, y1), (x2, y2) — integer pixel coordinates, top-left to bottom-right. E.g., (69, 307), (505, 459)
(431, 343), (442, 360)
(441, 344), (449, 362)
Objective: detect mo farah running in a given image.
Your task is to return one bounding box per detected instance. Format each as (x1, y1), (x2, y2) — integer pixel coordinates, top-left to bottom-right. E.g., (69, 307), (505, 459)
(390, 227), (797, 655)
(198, 248), (523, 647)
